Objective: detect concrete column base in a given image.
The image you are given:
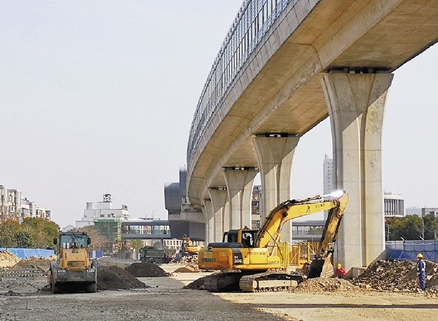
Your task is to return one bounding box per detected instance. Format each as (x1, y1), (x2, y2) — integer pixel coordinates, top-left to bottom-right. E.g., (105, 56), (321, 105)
(208, 188), (228, 242)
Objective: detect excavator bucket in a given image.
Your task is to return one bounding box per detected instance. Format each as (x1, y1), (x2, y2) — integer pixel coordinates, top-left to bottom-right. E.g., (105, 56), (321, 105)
(307, 257), (334, 279)
(319, 257), (334, 278)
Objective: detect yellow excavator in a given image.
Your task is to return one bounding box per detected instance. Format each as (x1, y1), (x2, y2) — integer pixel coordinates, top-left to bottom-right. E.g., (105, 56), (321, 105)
(181, 234), (201, 255)
(198, 190), (349, 292)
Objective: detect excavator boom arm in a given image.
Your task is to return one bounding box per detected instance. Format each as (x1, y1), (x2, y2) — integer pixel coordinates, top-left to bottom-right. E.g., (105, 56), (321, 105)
(255, 191), (349, 248)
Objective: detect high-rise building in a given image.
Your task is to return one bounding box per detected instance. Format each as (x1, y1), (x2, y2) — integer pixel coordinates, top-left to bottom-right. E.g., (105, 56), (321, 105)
(323, 155), (334, 220)
(322, 157), (406, 218)
(0, 185), (51, 223)
(323, 155), (334, 196)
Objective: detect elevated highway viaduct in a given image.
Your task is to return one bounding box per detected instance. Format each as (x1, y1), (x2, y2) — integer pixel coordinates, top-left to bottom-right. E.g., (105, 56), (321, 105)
(186, 0), (438, 274)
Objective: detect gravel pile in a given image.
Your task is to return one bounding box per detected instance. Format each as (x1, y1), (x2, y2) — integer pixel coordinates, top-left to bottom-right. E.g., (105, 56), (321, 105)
(292, 277), (360, 293)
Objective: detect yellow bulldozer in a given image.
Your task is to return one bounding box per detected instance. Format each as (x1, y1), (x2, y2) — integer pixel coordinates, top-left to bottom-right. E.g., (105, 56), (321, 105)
(47, 231), (97, 293)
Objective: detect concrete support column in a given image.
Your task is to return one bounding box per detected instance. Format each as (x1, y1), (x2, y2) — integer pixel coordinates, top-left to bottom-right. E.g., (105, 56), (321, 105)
(207, 188), (228, 242)
(253, 134), (300, 243)
(321, 72), (393, 271)
(223, 167), (258, 230)
(201, 198), (214, 244)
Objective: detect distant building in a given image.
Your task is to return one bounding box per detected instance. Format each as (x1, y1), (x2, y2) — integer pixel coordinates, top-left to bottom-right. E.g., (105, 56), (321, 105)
(76, 194), (130, 228)
(323, 155), (334, 220)
(422, 207), (438, 217)
(322, 158), (406, 219)
(164, 168), (205, 241)
(406, 206), (422, 216)
(384, 192), (404, 218)
(251, 185), (262, 229)
(0, 185), (51, 223)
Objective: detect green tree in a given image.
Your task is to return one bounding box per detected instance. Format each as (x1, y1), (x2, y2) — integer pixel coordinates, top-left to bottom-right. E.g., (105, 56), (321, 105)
(422, 213), (438, 239)
(387, 215), (438, 241)
(0, 220), (21, 247)
(14, 231), (33, 248)
(130, 239), (144, 252)
(21, 218), (60, 249)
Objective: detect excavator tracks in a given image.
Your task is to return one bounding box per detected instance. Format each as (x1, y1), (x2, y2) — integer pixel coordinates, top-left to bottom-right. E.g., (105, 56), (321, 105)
(203, 272), (243, 292)
(239, 272), (304, 292)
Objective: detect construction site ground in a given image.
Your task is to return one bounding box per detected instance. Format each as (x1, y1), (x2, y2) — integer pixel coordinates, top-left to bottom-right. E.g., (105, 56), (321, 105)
(1, 253), (438, 321)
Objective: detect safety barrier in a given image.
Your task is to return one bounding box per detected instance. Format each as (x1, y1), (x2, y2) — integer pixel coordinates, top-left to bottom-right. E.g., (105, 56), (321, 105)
(0, 268), (45, 280)
(386, 240), (438, 262)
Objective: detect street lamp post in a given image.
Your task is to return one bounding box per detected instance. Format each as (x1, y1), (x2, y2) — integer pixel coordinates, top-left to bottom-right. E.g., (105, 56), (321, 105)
(419, 215), (425, 240)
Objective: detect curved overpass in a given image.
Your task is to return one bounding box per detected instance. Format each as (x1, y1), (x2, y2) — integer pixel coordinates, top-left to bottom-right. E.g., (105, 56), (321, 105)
(186, 0), (438, 271)
(188, 0), (438, 204)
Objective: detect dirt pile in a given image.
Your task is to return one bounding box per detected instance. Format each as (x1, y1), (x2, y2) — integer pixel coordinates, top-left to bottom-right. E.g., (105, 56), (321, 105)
(351, 259), (438, 292)
(174, 263), (200, 273)
(0, 250), (20, 268)
(124, 262), (170, 277)
(13, 257), (54, 272)
(97, 265), (148, 290)
(293, 277), (360, 293)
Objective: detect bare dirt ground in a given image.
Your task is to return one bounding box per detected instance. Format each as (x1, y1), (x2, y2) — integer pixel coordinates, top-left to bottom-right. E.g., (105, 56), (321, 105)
(1, 254), (438, 321)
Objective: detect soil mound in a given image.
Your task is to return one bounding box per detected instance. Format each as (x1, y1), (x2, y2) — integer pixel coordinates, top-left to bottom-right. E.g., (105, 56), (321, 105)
(173, 264), (200, 273)
(97, 265), (148, 290)
(13, 257), (53, 271)
(293, 277), (360, 293)
(124, 262), (169, 277)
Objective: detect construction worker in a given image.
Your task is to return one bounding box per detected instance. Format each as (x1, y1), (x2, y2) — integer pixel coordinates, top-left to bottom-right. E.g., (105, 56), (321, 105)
(416, 253), (426, 290)
(334, 263), (346, 278)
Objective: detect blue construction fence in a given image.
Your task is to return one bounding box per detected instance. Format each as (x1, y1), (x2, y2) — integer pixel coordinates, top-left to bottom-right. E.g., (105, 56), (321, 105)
(0, 248), (55, 259)
(386, 240), (438, 262)
(0, 248), (103, 260)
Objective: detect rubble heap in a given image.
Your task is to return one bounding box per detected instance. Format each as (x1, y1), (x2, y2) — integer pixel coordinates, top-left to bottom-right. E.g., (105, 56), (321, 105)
(293, 277), (360, 293)
(0, 251), (20, 268)
(173, 263), (200, 273)
(13, 257), (54, 272)
(124, 262), (169, 277)
(351, 259), (438, 292)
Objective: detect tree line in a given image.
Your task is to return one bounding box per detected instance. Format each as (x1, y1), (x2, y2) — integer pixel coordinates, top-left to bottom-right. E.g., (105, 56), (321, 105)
(386, 214), (438, 241)
(0, 218), (144, 252)
(0, 218), (60, 249)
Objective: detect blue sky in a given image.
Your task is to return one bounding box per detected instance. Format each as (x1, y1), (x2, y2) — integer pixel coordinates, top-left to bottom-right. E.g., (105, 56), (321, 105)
(1, 1), (437, 227)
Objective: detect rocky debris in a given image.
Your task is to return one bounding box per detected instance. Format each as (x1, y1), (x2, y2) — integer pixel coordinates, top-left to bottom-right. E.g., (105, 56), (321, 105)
(175, 255), (199, 265)
(97, 265), (148, 290)
(0, 250), (20, 268)
(292, 277), (361, 293)
(351, 259), (438, 293)
(124, 262), (170, 277)
(173, 264), (200, 273)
